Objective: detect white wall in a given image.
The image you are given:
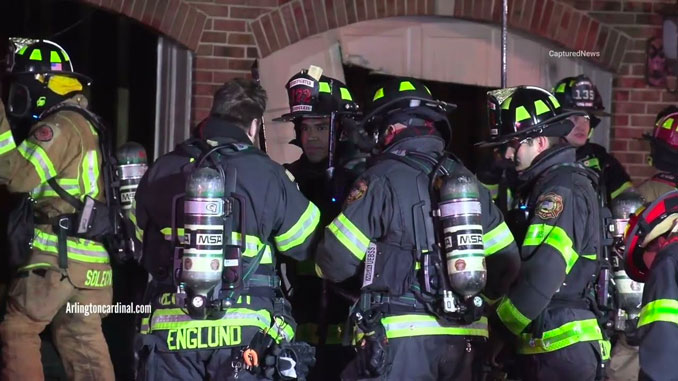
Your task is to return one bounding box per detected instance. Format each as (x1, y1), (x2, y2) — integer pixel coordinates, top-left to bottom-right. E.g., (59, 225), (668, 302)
(260, 16), (614, 164)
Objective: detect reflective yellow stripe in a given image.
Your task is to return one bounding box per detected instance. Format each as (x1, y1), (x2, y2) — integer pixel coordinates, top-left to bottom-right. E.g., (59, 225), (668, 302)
(318, 82), (331, 93)
(518, 319), (603, 354)
(17, 140), (57, 183)
(32, 228), (109, 264)
(327, 213), (369, 260)
(382, 315), (488, 338)
(31, 178), (80, 199)
(130, 200), (144, 241)
(274, 201), (320, 252)
(481, 182), (499, 200)
(373, 88), (384, 101)
(638, 299), (678, 328)
(17, 262), (53, 272)
(0, 129), (16, 155)
(523, 224), (578, 274)
(149, 307), (294, 343)
(611, 181), (633, 200)
(497, 297), (531, 335)
(515, 106), (531, 122)
(81, 150), (100, 199)
(484, 221), (514, 256)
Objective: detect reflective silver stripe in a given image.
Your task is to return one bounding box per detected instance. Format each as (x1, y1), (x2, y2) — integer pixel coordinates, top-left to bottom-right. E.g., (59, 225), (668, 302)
(31, 181), (80, 198)
(275, 204), (320, 250)
(32, 234), (109, 259)
(84, 150), (99, 198)
(383, 319), (487, 332)
(0, 129), (16, 154)
(151, 311), (271, 327)
(332, 216), (368, 254)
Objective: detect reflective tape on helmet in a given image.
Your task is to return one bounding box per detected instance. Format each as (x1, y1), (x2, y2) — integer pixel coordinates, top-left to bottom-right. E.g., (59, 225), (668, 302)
(484, 221), (514, 256)
(523, 224), (579, 274)
(399, 81), (416, 92)
(319, 81), (331, 93)
(373, 88), (385, 101)
(502, 97), (512, 110)
(638, 299), (678, 328)
(663, 118), (674, 129)
(327, 212), (370, 261)
(497, 297), (531, 335)
(515, 106), (531, 122)
(340, 87), (353, 101)
(381, 315), (489, 338)
(32, 228), (110, 264)
(555, 83), (567, 93)
(50, 50), (62, 63)
(0, 129), (17, 155)
(549, 95), (561, 108)
(29, 49), (42, 61)
(534, 100), (550, 116)
(17, 140), (57, 183)
(274, 201), (320, 252)
(518, 318), (603, 354)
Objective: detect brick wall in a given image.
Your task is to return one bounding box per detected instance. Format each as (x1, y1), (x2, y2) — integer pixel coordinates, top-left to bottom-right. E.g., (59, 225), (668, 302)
(562, 0), (674, 183)
(81, 0), (676, 183)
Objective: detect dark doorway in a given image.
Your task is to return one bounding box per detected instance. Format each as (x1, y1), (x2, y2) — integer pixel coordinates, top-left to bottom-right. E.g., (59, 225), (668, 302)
(343, 64), (495, 173)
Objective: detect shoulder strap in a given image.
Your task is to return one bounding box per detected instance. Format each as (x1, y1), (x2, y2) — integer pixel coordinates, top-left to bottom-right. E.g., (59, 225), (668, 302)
(47, 178), (84, 210)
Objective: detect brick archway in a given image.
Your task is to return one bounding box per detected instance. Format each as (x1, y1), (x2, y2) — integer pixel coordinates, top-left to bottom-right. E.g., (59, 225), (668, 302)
(77, 0), (207, 51)
(249, 0), (630, 72)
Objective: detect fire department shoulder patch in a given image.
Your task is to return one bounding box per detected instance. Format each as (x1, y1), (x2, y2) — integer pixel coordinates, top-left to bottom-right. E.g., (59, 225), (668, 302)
(34, 125), (53, 142)
(535, 192), (564, 220)
(345, 179), (368, 205)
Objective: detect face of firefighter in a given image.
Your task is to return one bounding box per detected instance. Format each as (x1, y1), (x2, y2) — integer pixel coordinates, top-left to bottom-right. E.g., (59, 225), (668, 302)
(300, 117), (330, 163)
(565, 115), (591, 147)
(504, 136), (548, 172)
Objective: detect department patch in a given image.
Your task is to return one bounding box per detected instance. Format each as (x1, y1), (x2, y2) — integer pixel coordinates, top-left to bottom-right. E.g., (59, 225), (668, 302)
(536, 192), (564, 220)
(34, 125), (53, 142)
(345, 179), (368, 205)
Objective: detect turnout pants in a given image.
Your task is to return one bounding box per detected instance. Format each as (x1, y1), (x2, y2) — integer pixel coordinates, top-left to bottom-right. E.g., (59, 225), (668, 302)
(341, 335), (475, 381)
(0, 268), (114, 381)
(607, 335), (640, 381)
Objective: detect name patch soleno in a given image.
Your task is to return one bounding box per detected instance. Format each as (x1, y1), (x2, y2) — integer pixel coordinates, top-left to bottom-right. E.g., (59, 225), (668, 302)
(84, 269), (112, 287)
(166, 325), (242, 350)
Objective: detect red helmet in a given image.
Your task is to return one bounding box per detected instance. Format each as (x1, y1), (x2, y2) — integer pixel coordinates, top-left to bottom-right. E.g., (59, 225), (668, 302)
(624, 190), (678, 282)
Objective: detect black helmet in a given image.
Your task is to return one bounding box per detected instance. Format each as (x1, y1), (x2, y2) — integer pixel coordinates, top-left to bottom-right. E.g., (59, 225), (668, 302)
(11, 40), (90, 82)
(552, 75), (609, 126)
(273, 70), (358, 122)
(479, 86), (585, 147)
(361, 77), (455, 144)
(7, 40), (90, 120)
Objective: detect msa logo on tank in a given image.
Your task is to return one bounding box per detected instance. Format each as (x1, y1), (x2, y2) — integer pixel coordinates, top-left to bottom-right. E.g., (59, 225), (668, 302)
(452, 233), (483, 246)
(166, 325), (242, 351)
(84, 269), (112, 287)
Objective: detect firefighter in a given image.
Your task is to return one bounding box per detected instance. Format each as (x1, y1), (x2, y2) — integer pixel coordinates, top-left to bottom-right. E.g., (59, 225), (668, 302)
(622, 189), (678, 380)
(131, 78), (320, 380)
(0, 41), (114, 380)
(273, 68), (363, 379)
(553, 75), (633, 203)
(637, 105), (678, 202)
(480, 86), (608, 381)
(316, 77), (521, 380)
